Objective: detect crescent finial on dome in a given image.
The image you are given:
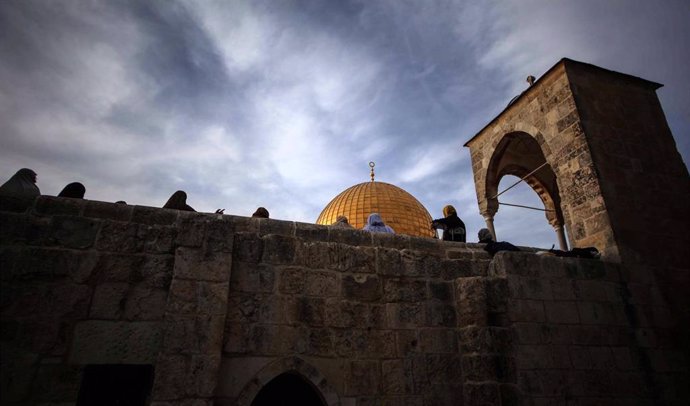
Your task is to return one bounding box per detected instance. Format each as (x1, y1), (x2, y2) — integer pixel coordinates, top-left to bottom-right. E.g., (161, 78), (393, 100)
(369, 161), (375, 182)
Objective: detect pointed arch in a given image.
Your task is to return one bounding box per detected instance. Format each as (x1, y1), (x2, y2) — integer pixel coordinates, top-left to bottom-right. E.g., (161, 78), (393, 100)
(485, 131), (565, 228)
(236, 357), (340, 406)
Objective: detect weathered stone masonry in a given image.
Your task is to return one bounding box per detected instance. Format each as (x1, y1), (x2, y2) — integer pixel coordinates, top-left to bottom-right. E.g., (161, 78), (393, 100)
(1, 196), (688, 405)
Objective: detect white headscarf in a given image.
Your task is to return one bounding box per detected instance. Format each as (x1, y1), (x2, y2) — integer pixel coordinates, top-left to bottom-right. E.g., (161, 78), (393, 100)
(362, 213), (395, 234)
(0, 168), (40, 199)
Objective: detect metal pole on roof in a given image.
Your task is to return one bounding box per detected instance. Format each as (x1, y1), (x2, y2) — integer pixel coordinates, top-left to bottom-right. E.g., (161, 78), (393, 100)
(498, 201), (555, 212)
(490, 161), (549, 199)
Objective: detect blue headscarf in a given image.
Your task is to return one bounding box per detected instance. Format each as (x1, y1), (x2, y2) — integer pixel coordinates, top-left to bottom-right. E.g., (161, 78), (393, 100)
(362, 213), (395, 234)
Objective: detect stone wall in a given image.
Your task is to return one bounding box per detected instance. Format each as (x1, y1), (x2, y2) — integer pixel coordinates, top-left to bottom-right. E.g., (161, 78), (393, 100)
(1, 196), (687, 405)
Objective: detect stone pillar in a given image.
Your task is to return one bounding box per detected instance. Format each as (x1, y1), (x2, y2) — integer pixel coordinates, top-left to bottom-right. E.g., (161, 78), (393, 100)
(483, 216), (497, 241)
(554, 224), (568, 251)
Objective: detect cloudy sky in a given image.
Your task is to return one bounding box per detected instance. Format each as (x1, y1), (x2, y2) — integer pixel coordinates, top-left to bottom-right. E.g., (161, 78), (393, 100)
(1, 0), (688, 249)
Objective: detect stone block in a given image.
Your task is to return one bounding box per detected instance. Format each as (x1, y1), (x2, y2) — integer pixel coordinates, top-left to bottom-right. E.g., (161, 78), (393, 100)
(294, 241), (331, 269)
(396, 329), (419, 356)
(377, 248), (403, 275)
(305, 269), (339, 297)
(545, 301), (580, 324)
(290, 296), (326, 325)
(0, 212), (28, 245)
(70, 321), (162, 364)
(428, 281), (452, 302)
(458, 326), (513, 354)
(508, 277), (553, 300)
(574, 279), (609, 301)
(440, 259), (477, 279)
(326, 300), (384, 329)
(0, 195), (34, 213)
(139, 255), (174, 289)
(550, 278), (576, 301)
(162, 314), (225, 354)
(225, 294), (261, 324)
(230, 262), (275, 293)
(346, 360), (380, 396)
(261, 234), (296, 264)
(96, 221), (142, 253)
(232, 233), (263, 263)
(50, 216), (100, 249)
(462, 354), (514, 382)
(401, 249), (442, 277)
(175, 215), (207, 247)
(132, 205), (178, 225)
(333, 329), (395, 358)
(29, 363), (82, 402)
(83, 200), (133, 221)
(204, 219), (236, 253)
(306, 327), (334, 356)
(507, 299), (545, 322)
(588, 346), (615, 370)
(517, 345), (553, 369)
(386, 303), (424, 329)
(294, 222), (330, 241)
(173, 247), (231, 282)
(381, 360), (413, 395)
(577, 301), (616, 325)
(455, 277), (487, 327)
(222, 323), (251, 354)
(327, 227), (372, 246)
(373, 232), (411, 250)
(278, 267), (305, 294)
(342, 274), (381, 302)
(34, 196), (84, 216)
(426, 301), (457, 327)
(140, 225), (177, 254)
(89, 282), (129, 319)
(328, 244), (376, 273)
(124, 286), (168, 320)
(418, 328), (457, 354)
(383, 278), (427, 302)
(463, 382), (500, 406)
(0, 346), (40, 403)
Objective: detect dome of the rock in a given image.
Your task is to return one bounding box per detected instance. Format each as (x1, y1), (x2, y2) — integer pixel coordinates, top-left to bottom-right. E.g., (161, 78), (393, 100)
(316, 165), (435, 237)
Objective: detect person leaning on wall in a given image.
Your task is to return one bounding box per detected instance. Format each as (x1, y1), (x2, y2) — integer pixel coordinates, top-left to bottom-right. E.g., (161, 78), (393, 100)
(431, 205), (466, 242)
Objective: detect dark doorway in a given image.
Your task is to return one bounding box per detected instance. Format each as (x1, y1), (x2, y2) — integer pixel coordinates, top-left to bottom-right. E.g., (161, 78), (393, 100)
(76, 364), (154, 406)
(251, 372), (326, 406)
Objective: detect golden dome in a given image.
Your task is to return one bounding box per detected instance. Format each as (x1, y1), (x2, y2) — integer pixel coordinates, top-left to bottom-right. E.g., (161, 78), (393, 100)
(316, 172), (435, 238)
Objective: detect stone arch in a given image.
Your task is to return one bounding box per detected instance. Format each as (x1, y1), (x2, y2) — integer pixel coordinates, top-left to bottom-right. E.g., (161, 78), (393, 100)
(484, 130), (567, 247)
(236, 357), (340, 406)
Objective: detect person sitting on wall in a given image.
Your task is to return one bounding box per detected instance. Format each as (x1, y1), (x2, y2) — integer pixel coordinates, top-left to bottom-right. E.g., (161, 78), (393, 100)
(332, 215), (353, 228)
(362, 213), (395, 234)
(163, 190), (224, 213)
(252, 207), (269, 218)
(431, 205), (466, 242)
(0, 168), (40, 200)
(57, 182), (86, 199)
(478, 228), (520, 256)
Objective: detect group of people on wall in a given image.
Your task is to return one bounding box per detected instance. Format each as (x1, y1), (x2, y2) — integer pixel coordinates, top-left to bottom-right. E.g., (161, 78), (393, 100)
(0, 168), (514, 249)
(0, 168), (270, 219)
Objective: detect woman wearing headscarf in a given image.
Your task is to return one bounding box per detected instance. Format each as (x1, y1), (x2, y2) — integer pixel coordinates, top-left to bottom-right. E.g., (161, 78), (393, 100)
(252, 207), (269, 218)
(431, 204), (466, 242)
(332, 215), (353, 228)
(0, 168), (40, 199)
(362, 213), (395, 234)
(57, 182), (86, 199)
(163, 190), (195, 211)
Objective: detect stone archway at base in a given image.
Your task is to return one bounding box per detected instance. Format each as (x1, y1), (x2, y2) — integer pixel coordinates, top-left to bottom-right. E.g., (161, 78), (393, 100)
(235, 357), (340, 406)
(251, 373), (326, 406)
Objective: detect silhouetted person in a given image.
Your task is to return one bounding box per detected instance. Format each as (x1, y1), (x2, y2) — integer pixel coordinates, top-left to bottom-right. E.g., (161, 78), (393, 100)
(252, 207), (269, 218)
(163, 190), (195, 211)
(332, 215), (353, 228)
(363, 213), (395, 234)
(0, 168), (40, 199)
(431, 204), (466, 242)
(477, 228), (520, 256)
(115, 201), (127, 204)
(58, 182), (85, 199)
